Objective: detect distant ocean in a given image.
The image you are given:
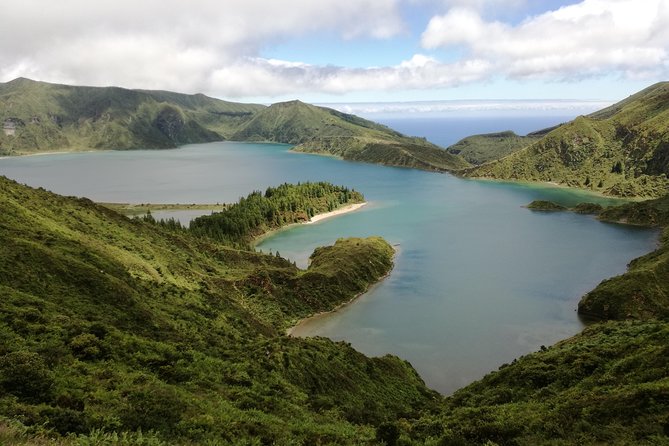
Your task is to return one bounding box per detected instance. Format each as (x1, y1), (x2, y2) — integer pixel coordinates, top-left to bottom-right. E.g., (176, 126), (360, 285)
(372, 115), (577, 148)
(323, 99), (612, 148)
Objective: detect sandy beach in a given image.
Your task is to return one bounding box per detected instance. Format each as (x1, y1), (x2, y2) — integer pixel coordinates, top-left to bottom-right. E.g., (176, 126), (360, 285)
(251, 201), (368, 246)
(306, 201), (367, 224)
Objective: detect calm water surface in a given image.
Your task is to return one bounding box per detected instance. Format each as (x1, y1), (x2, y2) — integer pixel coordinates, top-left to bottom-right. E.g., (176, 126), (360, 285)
(0, 140), (658, 394)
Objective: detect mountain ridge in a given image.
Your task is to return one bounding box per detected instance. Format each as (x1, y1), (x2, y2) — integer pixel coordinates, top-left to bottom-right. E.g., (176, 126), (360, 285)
(461, 81), (669, 198)
(0, 78), (469, 172)
(231, 99), (470, 171)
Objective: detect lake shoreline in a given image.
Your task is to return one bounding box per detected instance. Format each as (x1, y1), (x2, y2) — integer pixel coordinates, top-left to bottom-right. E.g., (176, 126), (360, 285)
(252, 201), (367, 246)
(286, 244), (399, 337)
(0, 143), (653, 202)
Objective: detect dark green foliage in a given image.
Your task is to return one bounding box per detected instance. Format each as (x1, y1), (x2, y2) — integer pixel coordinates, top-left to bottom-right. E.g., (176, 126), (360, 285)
(410, 321), (669, 445)
(0, 351), (54, 403)
(578, 224), (669, 321)
(576, 195), (669, 320)
(573, 202), (604, 214)
(526, 200), (567, 211)
(189, 182), (363, 246)
(599, 194), (669, 227)
(0, 175), (432, 444)
(465, 82), (669, 198)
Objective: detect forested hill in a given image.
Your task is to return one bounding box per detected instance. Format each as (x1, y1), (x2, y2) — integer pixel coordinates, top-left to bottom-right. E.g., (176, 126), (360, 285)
(0, 174), (436, 444)
(188, 182), (363, 247)
(0, 78), (263, 154)
(462, 82), (669, 198)
(235, 100), (470, 171)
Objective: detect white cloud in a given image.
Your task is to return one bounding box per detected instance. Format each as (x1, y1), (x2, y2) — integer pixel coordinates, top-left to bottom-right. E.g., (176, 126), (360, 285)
(204, 55), (493, 98)
(421, 0), (669, 80)
(322, 99), (612, 115)
(0, 0), (667, 99)
(0, 0), (405, 92)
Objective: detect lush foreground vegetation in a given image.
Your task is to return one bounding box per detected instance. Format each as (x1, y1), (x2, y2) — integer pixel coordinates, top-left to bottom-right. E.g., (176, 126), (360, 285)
(0, 176), (437, 444)
(2, 173), (669, 444)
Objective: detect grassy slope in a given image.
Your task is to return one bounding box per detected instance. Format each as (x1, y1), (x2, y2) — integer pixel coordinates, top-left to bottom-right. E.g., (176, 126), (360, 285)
(0, 176), (436, 444)
(412, 320), (669, 445)
(577, 195), (669, 321)
(0, 78), (263, 154)
(232, 100), (470, 172)
(464, 82), (669, 198)
(446, 130), (542, 165)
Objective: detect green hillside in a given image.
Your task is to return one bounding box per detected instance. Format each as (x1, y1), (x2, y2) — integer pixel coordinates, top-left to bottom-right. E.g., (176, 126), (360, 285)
(0, 175), (436, 444)
(463, 82), (669, 198)
(446, 130), (543, 165)
(0, 78), (263, 154)
(232, 100), (470, 171)
(578, 195), (669, 321)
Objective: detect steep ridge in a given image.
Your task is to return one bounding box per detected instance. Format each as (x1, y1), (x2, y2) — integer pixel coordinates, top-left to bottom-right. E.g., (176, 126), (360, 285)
(0, 78), (263, 154)
(232, 100), (470, 172)
(463, 82), (669, 198)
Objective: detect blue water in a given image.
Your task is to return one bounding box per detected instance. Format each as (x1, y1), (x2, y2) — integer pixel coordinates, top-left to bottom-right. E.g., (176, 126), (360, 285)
(0, 124), (657, 394)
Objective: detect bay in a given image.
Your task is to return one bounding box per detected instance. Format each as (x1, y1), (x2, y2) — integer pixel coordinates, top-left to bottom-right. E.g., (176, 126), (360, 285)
(0, 138), (658, 394)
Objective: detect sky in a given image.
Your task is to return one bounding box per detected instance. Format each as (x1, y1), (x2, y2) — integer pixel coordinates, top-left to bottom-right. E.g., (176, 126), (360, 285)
(1, 0), (668, 105)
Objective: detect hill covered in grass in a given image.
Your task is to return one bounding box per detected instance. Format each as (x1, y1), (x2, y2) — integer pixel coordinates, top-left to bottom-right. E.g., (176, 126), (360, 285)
(463, 82), (669, 198)
(232, 100), (470, 172)
(446, 130), (544, 165)
(0, 175), (436, 444)
(0, 78), (263, 154)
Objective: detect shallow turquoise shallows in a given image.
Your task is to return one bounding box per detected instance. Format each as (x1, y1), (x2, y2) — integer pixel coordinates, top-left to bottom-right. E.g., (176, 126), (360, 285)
(0, 142), (658, 394)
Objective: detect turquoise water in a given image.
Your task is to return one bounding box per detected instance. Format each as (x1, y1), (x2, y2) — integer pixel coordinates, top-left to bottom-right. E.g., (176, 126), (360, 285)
(0, 142), (658, 394)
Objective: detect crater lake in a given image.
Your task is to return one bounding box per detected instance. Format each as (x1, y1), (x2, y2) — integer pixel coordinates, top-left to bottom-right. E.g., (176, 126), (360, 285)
(0, 136), (658, 394)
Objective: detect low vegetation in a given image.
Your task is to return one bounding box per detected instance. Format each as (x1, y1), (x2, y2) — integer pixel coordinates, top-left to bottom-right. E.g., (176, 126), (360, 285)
(526, 200), (567, 211)
(446, 130), (542, 165)
(0, 79), (470, 173)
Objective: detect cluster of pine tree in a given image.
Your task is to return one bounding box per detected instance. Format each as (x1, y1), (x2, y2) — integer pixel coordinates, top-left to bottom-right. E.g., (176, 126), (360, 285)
(188, 182), (363, 247)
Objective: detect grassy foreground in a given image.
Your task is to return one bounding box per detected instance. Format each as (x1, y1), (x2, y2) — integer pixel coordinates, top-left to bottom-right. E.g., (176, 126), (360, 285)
(0, 175), (437, 444)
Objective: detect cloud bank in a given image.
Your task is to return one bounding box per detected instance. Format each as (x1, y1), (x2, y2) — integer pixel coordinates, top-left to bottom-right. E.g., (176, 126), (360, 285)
(422, 0), (669, 80)
(0, 0), (667, 99)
